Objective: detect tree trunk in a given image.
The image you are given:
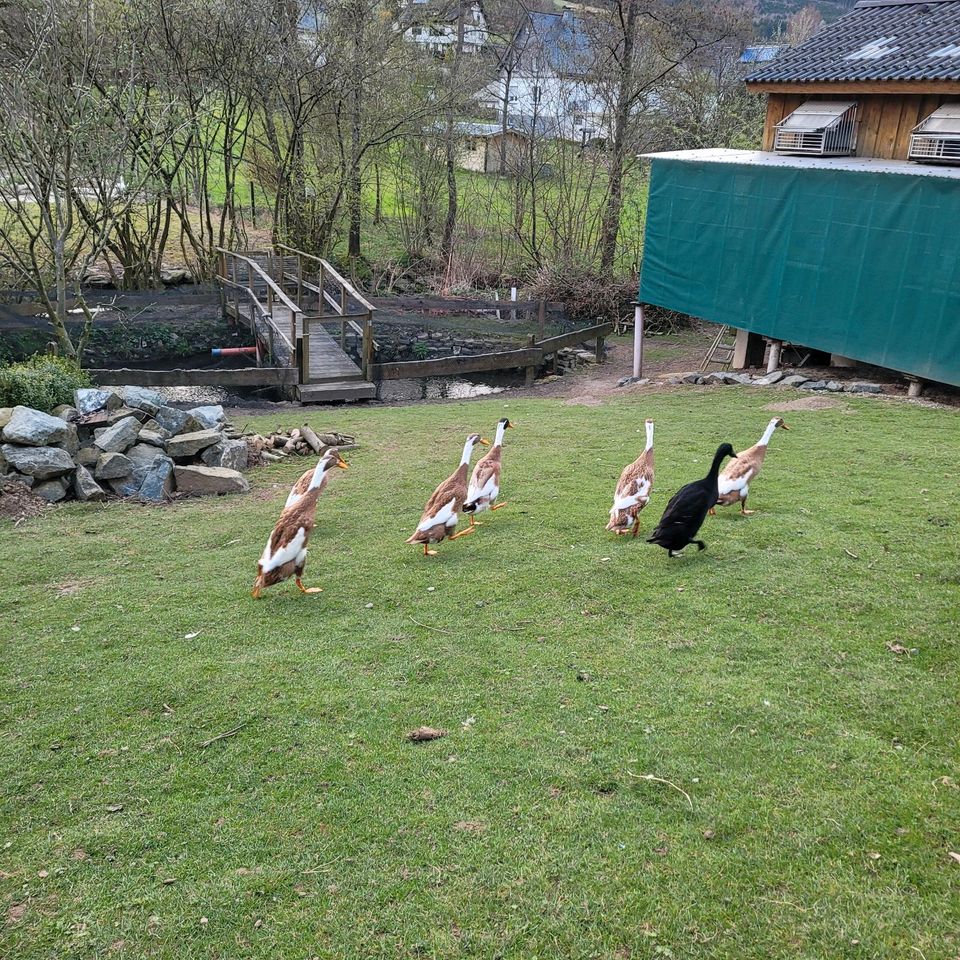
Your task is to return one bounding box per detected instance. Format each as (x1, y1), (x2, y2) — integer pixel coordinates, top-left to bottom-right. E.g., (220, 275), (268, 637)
(441, 4), (466, 264)
(599, 0), (639, 275)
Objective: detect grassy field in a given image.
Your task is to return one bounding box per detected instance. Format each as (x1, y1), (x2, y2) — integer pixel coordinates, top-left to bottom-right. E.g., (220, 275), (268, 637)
(2, 388), (959, 959)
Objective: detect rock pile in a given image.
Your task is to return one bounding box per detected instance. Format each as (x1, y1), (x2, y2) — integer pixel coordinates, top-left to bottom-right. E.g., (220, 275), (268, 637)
(618, 369), (884, 393)
(0, 386), (249, 504)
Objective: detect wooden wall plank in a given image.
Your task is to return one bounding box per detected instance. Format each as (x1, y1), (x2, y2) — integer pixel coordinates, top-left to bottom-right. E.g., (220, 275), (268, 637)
(876, 97), (906, 158)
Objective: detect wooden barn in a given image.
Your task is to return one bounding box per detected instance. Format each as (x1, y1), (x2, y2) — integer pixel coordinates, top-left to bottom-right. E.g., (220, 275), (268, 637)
(637, 0), (960, 388)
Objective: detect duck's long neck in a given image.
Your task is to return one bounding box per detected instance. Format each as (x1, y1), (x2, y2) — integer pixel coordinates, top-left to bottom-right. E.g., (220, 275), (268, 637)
(459, 439), (475, 466)
(707, 447), (729, 479)
(758, 419), (778, 447)
(493, 421), (507, 448)
(644, 421), (654, 452)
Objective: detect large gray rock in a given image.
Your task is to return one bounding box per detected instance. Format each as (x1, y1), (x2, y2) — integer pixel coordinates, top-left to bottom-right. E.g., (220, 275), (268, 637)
(825, 380), (844, 392)
(33, 478), (69, 503)
(120, 386), (164, 416)
(138, 457), (174, 502)
(125, 443), (165, 485)
(779, 374), (809, 388)
(188, 405), (225, 429)
(752, 370), (784, 386)
(95, 451), (133, 480)
(799, 379), (827, 391)
(680, 372), (702, 384)
(2, 406), (70, 446)
(201, 438), (248, 471)
(94, 416), (140, 453)
(166, 429), (221, 459)
(726, 373), (755, 385)
(153, 406), (193, 436)
(10, 471), (35, 488)
(1, 444), (75, 479)
(75, 388), (121, 415)
(174, 465), (250, 496)
(139, 428), (169, 448)
(73, 466), (106, 502)
(847, 381), (882, 394)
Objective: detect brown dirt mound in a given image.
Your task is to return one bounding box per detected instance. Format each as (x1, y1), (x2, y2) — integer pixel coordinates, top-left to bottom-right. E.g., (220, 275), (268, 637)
(764, 395), (848, 413)
(0, 478), (50, 523)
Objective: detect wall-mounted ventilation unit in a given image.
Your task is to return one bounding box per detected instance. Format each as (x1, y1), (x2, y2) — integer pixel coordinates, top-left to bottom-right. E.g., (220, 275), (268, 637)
(774, 101), (858, 156)
(909, 105), (960, 164)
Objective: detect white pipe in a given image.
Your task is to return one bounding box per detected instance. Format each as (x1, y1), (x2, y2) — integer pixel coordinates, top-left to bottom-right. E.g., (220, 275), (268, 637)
(633, 303), (644, 379)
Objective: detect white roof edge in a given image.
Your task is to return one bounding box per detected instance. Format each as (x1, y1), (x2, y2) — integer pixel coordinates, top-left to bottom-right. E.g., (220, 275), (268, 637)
(640, 147), (960, 180)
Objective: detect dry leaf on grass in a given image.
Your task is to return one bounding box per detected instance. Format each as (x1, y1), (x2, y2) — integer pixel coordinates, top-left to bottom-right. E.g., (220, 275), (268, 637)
(948, 852), (960, 865)
(453, 820), (486, 834)
(886, 643), (908, 655)
(6, 903), (26, 925)
(406, 726), (447, 742)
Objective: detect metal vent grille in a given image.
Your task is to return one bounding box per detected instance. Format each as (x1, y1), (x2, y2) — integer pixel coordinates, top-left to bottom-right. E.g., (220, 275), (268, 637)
(774, 101), (858, 156)
(909, 105), (960, 165)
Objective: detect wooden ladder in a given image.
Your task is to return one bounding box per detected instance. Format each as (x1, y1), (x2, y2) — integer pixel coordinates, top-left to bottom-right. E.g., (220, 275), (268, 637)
(699, 324), (735, 372)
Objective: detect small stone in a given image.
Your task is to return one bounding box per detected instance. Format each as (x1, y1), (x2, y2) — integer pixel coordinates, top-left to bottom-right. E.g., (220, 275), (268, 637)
(188, 405), (225, 429)
(752, 370), (784, 386)
(173, 465), (250, 496)
(75, 388), (121, 415)
(95, 452), (133, 480)
(2, 406), (70, 446)
(778, 374), (809, 388)
(364, 602), (374, 609)
(200, 438), (247, 471)
(799, 379), (827, 391)
(680, 372), (701, 384)
(94, 416), (141, 454)
(1, 444), (75, 479)
(139, 429), (168, 448)
(138, 457), (174, 503)
(825, 380), (843, 392)
(847, 381), (881, 394)
(73, 465), (106, 502)
(52, 404), (79, 422)
(33, 477), (69, 502)
(616, 376), (651, 388)
(166, 429), (222, 459)
(120, 386), (164, 416)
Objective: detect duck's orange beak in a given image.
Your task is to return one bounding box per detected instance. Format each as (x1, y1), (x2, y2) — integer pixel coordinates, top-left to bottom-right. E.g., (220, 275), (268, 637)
(336, 456), (349, 469)
(507, 421), (515, 428)
(780, 422), (791, 430)
(479, 438), (491, 446)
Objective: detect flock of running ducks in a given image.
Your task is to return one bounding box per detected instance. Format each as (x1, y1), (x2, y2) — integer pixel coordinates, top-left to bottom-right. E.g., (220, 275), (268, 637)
(252, 415), (789, 597)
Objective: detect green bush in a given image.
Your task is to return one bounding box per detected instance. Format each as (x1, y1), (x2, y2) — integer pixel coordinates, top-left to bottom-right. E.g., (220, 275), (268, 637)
(0, 355), (92, 413)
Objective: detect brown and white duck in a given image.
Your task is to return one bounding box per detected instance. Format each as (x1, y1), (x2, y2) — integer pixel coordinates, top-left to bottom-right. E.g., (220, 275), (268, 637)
(406, 433), (489, 556)
(463, 418), (513, 526)
(712, 417), (789, 516)
(607, 418), (655, 537)
(252, 447), (349, 598)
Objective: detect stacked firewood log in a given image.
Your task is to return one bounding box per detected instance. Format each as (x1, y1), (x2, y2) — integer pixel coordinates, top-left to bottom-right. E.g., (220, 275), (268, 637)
(233, 423), (358, 464)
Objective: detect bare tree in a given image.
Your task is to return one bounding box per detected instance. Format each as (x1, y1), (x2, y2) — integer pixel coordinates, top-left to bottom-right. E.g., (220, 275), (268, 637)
(786, 4), (824, 45)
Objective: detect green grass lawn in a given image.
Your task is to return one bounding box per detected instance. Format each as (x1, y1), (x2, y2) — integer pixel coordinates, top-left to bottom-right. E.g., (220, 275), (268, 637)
(2, 388), (959, 958)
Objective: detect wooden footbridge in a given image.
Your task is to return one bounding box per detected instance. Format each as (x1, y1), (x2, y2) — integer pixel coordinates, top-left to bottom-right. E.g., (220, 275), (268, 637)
(92, 246), (612, 401)
(217, 244), (377, 403)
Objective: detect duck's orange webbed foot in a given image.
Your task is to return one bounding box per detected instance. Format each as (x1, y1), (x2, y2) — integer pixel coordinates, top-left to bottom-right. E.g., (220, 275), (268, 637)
(296, 577), (323, 594)
(490, 501), (508, 511)
(423, 544), (438, 556)
(448, 526), (476, 541)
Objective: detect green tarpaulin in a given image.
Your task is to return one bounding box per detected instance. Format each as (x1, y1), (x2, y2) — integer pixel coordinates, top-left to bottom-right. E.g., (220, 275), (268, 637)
(639, 158), (960, 386)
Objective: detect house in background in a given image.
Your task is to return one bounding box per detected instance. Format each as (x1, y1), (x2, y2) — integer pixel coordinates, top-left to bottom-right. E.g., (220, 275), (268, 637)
(479, 10), (608, 143)
(456, 121), (530, 173)
(637, 0), (960, 389)
(398, 0), (489, 56)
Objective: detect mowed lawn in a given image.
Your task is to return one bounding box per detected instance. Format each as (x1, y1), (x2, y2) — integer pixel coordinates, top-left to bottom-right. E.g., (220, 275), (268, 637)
(2, 389), (959, 959)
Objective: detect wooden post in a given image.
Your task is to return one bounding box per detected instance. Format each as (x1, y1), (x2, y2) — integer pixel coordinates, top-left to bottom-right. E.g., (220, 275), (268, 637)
(510, 286), (517, 323)
(766, 339), (782, 374)
(906, 376), (924, 398)
(340, 319), (346, 350)
(733, 328), (765, 369)
(632, 303), (644, 379)
(318, 265), (325, 317)
(340, 283), (348, 317)
(525, 365), (536, 387)
(298, 329), (311, 384)
(362, 311), (373, 380)
(596, 334), (605, 364)
(292, 309), (299, 350)
(537, 298), (545, 341)
(296, 254), (303, 307)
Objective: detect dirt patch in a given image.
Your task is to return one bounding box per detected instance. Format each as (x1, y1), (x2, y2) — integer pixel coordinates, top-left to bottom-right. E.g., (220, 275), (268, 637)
(53, 578), (100, 597)
(0, 478), (50, 523)
(764, 395), (848, 413)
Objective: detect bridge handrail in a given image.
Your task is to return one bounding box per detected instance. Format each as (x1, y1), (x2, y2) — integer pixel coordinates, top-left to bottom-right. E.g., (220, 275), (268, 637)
(216, 248), (303, 319)
(273, 243), (377, 314)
